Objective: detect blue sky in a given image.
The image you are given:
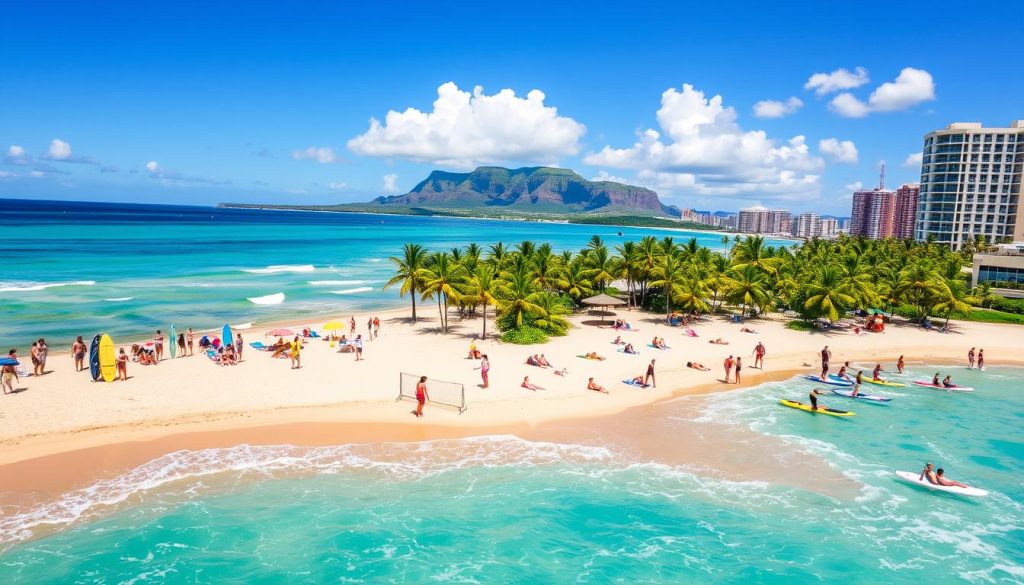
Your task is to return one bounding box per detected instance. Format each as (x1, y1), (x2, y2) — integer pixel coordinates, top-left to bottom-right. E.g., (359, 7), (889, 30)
(2, 1), (1021, 214)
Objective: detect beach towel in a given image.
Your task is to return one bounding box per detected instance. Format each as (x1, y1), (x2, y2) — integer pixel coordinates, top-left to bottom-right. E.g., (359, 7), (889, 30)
(617, 349), (640, 355)
(249, 341), (268, 351)
(647, 344), (671, 350)
(622, 379), (650, 388)
(576, 355), (604, 360)
(684, 328), (698, 337)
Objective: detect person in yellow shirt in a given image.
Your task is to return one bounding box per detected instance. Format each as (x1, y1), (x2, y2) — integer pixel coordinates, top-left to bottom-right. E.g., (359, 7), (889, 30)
(290, 336), (302, 369)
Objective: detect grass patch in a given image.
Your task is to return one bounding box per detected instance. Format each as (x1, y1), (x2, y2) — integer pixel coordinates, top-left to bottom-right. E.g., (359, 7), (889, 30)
(500, 326), (550, 344)
(957, 309), (1024, 325)
(785, 320), (816, 331)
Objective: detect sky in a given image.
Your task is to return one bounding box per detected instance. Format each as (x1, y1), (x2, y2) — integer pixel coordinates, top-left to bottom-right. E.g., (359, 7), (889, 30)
(2, 1), (1022, 214)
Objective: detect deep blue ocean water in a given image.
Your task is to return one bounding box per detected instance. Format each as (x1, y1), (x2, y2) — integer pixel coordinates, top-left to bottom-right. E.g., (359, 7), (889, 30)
(0, 198), (762, 349)
(1, 366), (1021, 583)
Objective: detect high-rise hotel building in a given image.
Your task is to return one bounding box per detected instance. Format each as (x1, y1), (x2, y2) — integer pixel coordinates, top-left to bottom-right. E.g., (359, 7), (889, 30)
(915, 121), (1024, 248)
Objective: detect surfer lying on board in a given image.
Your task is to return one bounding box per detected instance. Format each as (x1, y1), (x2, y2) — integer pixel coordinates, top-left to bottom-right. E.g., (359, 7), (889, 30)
(809, 388), (827, 411)
(920, 463), (968, 488)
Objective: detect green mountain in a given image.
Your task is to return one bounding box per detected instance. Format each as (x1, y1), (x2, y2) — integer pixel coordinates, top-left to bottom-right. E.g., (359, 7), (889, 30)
(370, 166), (677, 216)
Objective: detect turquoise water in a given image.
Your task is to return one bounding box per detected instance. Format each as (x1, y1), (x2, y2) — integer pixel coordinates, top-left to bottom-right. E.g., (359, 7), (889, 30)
(1, 366), (1020, 583)
(0, 199), (766, 349)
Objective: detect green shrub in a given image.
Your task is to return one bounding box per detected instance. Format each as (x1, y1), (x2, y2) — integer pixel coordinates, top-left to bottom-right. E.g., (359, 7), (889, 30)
(500, 326), (549, 344)
(989, 297), (1024, 315)
(785, 320), (815, 331)
(961, 309), (1024, 325)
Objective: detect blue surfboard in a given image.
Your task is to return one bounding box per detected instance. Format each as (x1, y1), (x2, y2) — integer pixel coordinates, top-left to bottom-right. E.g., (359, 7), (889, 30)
(222, 324), (233, 349)
(89, 334), (102, 381)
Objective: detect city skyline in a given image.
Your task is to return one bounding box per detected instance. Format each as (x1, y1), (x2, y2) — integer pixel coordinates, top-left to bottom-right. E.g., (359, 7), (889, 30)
(2, 1), (1022, 214)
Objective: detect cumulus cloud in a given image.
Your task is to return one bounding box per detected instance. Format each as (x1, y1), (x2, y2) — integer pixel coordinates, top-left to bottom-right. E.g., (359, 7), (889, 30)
(829, 68), (935, 117)
(752, 97), (803, 119)
(0, 170), (14, 178)
(291, 146), (342, 164)
(46, 139), (72, 160)
(845, 181), (864, 192)
(382, 173), (400, 193)
(144, 161), (230, 185)
(347, 82), (586, 169)
(818, 138), (859, 164)
(583, 84), (823, 201)
(805, 67), (870, 96)
(5, 145), (31, 165)
(328, 181), (348, 191)
(903, 152), (923, 167)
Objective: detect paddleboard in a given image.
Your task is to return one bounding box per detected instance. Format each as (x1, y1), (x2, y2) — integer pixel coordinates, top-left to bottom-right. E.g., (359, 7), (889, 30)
(0, 357), (18, 367)
(222, 324), (233, 349)
(779, 399), (854, 417)
(862, 377), (906, 388)
(808, 375), (851, 386)
(89, 334), (101, 381)
(830, 389), (891, 403)
(911, 381), (974, 392)
(894, 471), (988, 497)
(169, 325), (177, 359)
(99, 334), (116, 382)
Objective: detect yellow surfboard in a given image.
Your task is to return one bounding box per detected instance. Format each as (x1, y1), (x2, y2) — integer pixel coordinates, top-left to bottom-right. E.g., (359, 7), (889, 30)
(99, 334), (116, 382)
(779, 399), (854, 417)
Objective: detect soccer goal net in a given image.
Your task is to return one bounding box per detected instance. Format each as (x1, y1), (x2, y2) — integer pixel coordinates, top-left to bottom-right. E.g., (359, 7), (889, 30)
(397, 372), (467, 414)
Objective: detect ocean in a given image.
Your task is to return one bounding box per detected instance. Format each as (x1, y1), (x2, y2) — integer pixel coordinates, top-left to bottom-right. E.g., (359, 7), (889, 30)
(0, 198), (763, 349)
(0, 366), (1020, 583)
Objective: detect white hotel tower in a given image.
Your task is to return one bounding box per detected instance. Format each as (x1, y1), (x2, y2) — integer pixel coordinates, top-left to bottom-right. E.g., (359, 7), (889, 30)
(915, 121), (1024, 249)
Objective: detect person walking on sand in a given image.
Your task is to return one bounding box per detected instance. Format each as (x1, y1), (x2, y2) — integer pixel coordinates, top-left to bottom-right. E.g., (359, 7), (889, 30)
(724, 355), (734, 383)
(72, 336), (87, 372)
(236, 333), (244, 362)
(373, 317), (380, 337)
(354, 335), (364, 361)
(413, 375), (429, 417)
(153, 330), (164, 362)
(290, 336), (302, 369)
(116, 348), (128, 381)
(479, 354), (490, 388)
(367, 318), (374, 339)
(735, 357), (742, 384)
(177, 332), (186, 358)
(2, 349), (19, 394)
(644, 359), (656, 388)
(186, 328), (194, 356)
(977, 349), (984, 371)
(753, 341), (766, 370)
(350, 316), (356, 337)
(819, 346), (831, 381)
(967, 347), (976, 368)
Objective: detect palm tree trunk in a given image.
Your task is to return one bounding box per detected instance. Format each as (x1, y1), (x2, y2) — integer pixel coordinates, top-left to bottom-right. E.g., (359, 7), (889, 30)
(411, 285), (417, 323)
(437, 294), (444, 331)
(481, 302), (487, 339)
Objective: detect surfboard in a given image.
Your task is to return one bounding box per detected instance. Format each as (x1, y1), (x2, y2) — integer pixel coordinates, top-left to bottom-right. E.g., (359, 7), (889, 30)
(0, 357), (18, 366)
(99, 334), (116, 382)
(809, 375), (851, 386)
(894, 471), (988, 497)
(89, 334), (102, 381)
(222, 324), (233, 349)
(779, 399), (854, 417)
(169, 325), (177, 359)
(911, 381), (974, 392)
(830, 388), (892, 403)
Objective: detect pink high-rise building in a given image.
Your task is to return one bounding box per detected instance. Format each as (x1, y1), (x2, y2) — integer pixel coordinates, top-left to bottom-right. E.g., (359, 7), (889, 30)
(893, 184), (919, 239)
(849, 183), (919, 240)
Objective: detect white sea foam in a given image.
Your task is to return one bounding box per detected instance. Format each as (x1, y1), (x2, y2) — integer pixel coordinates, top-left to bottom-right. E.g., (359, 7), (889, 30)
(103, 297), (133, 302)
(0, 280), (96, 292)
(247, 292), (285, 305)
(328, 287), (373, 295)
(308, 280), (375, 286)
(0, 436), (611, 552)
(232, 322), (253, 330)
(242, 264), (315, 274)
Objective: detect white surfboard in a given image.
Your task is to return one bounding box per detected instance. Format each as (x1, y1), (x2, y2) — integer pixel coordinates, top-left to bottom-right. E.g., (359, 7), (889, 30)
(894, 471), (988, 497)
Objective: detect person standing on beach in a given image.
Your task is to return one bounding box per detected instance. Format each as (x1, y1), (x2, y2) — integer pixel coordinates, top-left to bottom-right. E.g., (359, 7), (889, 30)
(71, 336), (87, 372)
(153, 330), (164, 362)
(480, 354), (490, 388)
(373, 317), (380, 337)
(753, 342), (765, 369)
(820, 346), (831, 381)
(413, 375), (429, 417)
(2, 349), (19, 394)
(177, 333), (186, 358)
(723, 355), (734, 383)
(236, 333), (244, 362)
(37, 338), (48, 374)
(967, 347), (976, 368)
(186, 328), (194, 356)
(977, 349), (984, 370)
(116, 348), (128, 381)
(290, 336), (302, 369)
(354, 335), (363, 361)
(897, 355), (905, 374)
(644, 359), (656, 388)
(735, 357), (742, 384)
(30, 342), (42, 376)
(367, 318), (374, 339)
(350, 316), (356, 337)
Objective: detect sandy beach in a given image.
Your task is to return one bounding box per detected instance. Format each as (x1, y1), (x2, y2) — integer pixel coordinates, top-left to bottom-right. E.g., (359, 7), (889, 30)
(2, 306), (1019, 502)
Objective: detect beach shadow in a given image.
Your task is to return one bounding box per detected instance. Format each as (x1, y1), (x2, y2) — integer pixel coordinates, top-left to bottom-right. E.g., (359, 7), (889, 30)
(7, 387), (29, 394)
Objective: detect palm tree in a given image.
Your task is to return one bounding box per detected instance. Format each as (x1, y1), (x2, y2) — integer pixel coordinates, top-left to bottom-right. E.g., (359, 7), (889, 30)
(465, 264), (499, 338)
(488, 242), (509, 270)
(557, 259), (594, 302)
(515, 240), (536, 260)
(732, 235), (780, 275)
(532, 292), (572, 335)
(532, 243), (560, 292)
(934, 279), (972, 329)
(723, 265), (770, 318)
(898, 260), (942, 320)
(615, 241), (639, 307)
(649, 251), (686, 318)
(421, 252), (466, 333)
(637, 236), (659, 307)
(585, 244), (617, 292)
(496, 263), (544, 328)
(385, 243), (429, 323)
(803, 265), (856, 322)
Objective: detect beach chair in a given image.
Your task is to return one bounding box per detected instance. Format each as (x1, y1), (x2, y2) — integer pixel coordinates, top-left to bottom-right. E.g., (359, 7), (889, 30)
(249, 341), (269, 351)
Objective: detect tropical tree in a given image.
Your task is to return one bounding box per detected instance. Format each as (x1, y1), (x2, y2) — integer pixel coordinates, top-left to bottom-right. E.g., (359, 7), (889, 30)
(496, 262), (544, 328)
(802, 265), (857, 322)
(649, 251), (686, 318)
(385, 243), (429, 323)
(465, 264), (499, 338)
(421, 252), (466, 333)
(557, 259), (594, 301)
(724, 265), (771, 317)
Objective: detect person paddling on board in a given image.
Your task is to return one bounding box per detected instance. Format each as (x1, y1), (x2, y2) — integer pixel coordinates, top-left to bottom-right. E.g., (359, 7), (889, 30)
(836, 364), (848, 381)
(809, 388), (827, 411)
(872, 363), (883, 381)
(896, 355), (905, 374)
(852, 370), (863, 397)
(942, 375), (953, 388)
(931, 372), (941, 386)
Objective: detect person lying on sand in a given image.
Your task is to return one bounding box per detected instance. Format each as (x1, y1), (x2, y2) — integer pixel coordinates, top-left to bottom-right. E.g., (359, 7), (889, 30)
(612, 336), (624, 345)
(740, 327), (757, 334)
(521, 376), (545, 391)
(687, 361), (711, 371)
(584, 352), (605, 361)
(623, 344), (638, 354)
(554, 367), (568, 376)
(587, 377), (609, 394)
(537, 354), (552, 367)
(526, 355), (540, 366)
(709, 338), (729, 345)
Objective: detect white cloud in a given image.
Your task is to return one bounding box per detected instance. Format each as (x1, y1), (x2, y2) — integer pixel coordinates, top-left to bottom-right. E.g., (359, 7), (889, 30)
(818, 138), (859, 164)
(47, 139), (72, 160)
(805, 67), (870, 96)
(8, 145), (26, 158)
(327, 182), (348, 191)
(291, 146), (341, 164)
(30, 170), (45, 178)
(583, 84), (823, 202)
(145, 160), (160, 172)
(903, 152), (923, 167)
(382, 173), (400, 193)
(844, 181), (864, 192)
(829, 68), (935, 118)
(5, 144), (31, 165)
(0, 170), (13, 178)
(347, 82), (586, 169)
(752, 97), (803, 119)
(144, 160), (229, 185)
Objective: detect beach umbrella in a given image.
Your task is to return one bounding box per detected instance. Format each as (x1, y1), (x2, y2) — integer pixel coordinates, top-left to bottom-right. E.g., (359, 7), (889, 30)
(266, 328), (294, 337)
(322, 320), (344, 331)
(580, 293), (626, 324)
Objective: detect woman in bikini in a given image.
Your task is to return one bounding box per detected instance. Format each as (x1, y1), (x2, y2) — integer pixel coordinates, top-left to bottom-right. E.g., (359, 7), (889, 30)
(71, 336), (87, 372)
